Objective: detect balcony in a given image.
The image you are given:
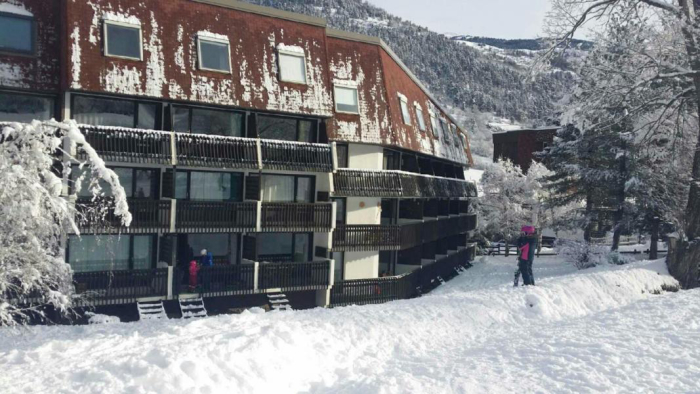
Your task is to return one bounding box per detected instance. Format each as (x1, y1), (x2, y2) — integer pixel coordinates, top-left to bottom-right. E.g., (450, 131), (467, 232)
(175, 201), (257, 233)
(260, 139), (334, 173)
(261, 202), (333, 232)
(332, 214), (477, 252)
(330, 246), (475, 307)
(76, 198), (172, 234)
(333, 169), (477, 198)
(76, 125), (334, 172)
(78, 125), (172, 165)
(258, 261), (331, 291)
(73, 268), (169, 306)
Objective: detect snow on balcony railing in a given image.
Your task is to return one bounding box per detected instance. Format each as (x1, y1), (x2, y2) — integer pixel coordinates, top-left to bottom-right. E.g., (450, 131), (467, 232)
(333, 169), (477, 198)
(259, 138), (334, 172)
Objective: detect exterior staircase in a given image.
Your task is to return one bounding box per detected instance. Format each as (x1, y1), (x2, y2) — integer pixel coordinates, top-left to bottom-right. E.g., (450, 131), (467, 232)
(267, 292), (292, 311)
(137, 300), (167, 321)
(179, 297), (208, 319)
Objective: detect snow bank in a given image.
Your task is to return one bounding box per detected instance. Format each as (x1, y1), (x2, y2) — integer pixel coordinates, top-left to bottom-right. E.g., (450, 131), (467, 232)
(0, 258), (695, 393)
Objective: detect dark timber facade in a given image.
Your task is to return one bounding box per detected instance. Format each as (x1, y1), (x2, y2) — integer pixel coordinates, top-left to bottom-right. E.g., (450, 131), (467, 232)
(0, 0), (477, 316)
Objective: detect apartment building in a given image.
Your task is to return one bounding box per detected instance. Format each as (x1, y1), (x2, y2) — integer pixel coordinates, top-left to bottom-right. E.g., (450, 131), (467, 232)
(0, 0), (477, 319)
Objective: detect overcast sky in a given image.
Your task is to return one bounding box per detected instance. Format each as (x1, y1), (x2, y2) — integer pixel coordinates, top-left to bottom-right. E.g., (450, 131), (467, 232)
(365, 0), (552, 39)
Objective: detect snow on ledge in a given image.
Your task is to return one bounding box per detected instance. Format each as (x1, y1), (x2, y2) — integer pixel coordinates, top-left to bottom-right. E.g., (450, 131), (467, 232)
(197, 30), (230, 43)
(103, 11), (141, 26)
(333, 79), (359, 88)
(397, 92), (408, 102)
(0, 2), (32, 16)
(277, 43), (305, 55)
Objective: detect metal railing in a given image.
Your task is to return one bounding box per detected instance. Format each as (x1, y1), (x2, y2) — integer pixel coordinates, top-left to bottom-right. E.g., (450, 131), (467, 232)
(72, 268), (169, 305)
(175, 201), (257, 233)
(260, 139), (333, 172)
(332, 225), (401, 251)
(175, 133), (258, 169)
(76, 198), (171, 233)
(77, 125), (172, 164)
(258, 261), (331, 291)
(174, 264), (256, 297)
(261, 202), (333, 232)
(333, 169), (477, 198)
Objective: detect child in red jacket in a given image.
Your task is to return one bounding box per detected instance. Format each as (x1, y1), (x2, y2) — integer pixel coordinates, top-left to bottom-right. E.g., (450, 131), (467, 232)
(188, 260), (200, 292)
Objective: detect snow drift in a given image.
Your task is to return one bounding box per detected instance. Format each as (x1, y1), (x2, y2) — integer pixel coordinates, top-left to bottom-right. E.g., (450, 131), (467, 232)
(1, 258), (697, 394)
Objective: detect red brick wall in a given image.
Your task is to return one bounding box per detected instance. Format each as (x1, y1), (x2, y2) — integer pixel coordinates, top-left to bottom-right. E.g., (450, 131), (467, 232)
(65, 0), (333, 116)
(0, 0), (61, 93)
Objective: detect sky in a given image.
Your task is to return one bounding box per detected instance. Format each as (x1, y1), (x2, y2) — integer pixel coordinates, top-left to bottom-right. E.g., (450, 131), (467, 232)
(365, 0), (552, 39)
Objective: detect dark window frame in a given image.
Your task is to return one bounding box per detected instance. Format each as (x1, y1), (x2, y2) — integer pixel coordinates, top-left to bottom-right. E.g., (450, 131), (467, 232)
(335, 143), (349, 168)
(383, 149), (401, 171)
(66, 233), (157, 271)
(0, 11), (36, 56)
(175, 169), (244, 202)
(257, 232), (313, 263)
(71, 93), (163, 130)
(256, 113), (319, 143)
(0, 89), (56, 121)
(260, 173), (316, 203)
(171, 104), (245, 137)
(332, 197), (347, 226)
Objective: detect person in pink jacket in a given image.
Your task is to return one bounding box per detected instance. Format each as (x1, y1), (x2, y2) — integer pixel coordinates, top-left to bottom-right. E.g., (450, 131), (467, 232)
(188, 260), (200, 292)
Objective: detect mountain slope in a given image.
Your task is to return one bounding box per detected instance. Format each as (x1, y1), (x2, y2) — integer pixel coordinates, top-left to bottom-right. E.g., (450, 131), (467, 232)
(244, 0), (578, 159)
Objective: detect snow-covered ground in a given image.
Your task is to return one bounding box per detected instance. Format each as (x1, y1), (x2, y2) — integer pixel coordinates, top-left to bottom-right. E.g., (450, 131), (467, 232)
(1, 257), (698, 394)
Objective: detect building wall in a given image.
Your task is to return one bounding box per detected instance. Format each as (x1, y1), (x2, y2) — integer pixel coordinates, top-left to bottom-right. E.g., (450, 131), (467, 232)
(344, 251), (378, 280)
(64, 0), (333, 116)
(0, 0), (61, 93)
(346, 197), (381, 225)
(326, 37), (390, 145)
(346, 143), (383, 170)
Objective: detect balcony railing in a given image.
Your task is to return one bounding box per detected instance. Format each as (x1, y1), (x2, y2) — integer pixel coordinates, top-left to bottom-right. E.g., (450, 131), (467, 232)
(261, 202), (333, 232)
(333, 169), (477, 198)
(78, 125), (172, 165)
(174, 264), (256, 297)
(258, 261), (331, 291)
(330, 247), (475, 307)
(76, 198), (171, 234)
(332, 225), (401, 251)
(175, 201), (257, 233)
(175, 133), (258, 169)
(73, 268), (169, 306)
(260, 139), (333, 172)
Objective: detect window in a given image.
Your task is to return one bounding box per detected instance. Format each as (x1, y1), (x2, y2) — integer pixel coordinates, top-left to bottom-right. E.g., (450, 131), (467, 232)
(197, 35), (231, 73)
(383, 149), (401, 171)
(429, 112), (439, 138)
(73, 95), (159, 129)
(68, 234), (155, 272)
(398, 95), (411, 125)
(257, 115), (316, 142)
(278, 49), (307, 84)
(0, 12), (34, 54)
(104, 20), (142, 60)
(0, 92), (53, 122)
(172, 106), (243, 137)
(415, 105), (426, 132)
(332, 251), (344, 283)
(257, 233), (311, 263)
(72, 167), (158, 199)
(184, 233), (239, 265)
(440, 119), (451, 145)
(175, 171), (243, 201)
(261, 174), (314, 203)
(335, 143), (348, 168)
(332, 198), (346, 226)
(334, 86), (359, 114)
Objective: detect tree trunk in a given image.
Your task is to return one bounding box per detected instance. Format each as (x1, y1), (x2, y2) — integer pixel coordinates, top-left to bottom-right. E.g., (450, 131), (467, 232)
(650, 217), (659, 260)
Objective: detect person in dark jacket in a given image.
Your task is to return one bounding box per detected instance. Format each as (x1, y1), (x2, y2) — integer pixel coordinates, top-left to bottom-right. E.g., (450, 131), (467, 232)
(517, 226), (537, 286)
(199, 249), (214, 291)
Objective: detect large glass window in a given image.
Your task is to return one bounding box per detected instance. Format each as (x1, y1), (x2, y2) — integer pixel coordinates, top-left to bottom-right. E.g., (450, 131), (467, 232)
(186, 233), (238, 264)
(257, 115), (316, 142)
(440, 119), (451, 145)
(335, 143), (348, 168)
(197, 36), (231, 73)
(0, 13), (33, 54)
(334, 86), (359, 114)
(383, 149), (401, 171)
(73, 167), (157, 199)
(104, 21), (142, 60)
(73, 95), (159, 129)
(172, 106), (243, 137)
(278, 51), (307, 84)
(261, 174), (314, 203)
(429, 113), (439, 138)
(68, 234), (154, 272)
(332, 251), (344, 283)
(175, 170), (243, 201)
(0, 92), (53, 122)
(257, 233), (310, 263)
(333, 198), (346, 226)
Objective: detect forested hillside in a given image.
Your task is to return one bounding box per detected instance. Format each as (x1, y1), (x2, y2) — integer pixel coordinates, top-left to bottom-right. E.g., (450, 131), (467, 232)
(244, 0), (579, 159)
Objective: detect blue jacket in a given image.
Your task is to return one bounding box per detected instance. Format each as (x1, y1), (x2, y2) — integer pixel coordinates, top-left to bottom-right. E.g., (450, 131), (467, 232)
(201, 252), (214, 267)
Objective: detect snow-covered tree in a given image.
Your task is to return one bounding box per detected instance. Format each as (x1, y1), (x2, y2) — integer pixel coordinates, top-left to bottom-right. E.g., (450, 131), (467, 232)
(538, 0), (700, 287)
(0, 121), (130, 326)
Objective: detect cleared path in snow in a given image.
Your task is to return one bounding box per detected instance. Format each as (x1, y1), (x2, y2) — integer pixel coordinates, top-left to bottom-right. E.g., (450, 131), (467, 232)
(1, 258), (698, 394)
